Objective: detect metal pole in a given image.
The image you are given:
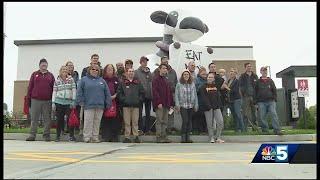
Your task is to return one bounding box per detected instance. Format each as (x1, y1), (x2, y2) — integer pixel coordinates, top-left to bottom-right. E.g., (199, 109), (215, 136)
(303, 97), (306, 129)
(268, 66), (271, 78)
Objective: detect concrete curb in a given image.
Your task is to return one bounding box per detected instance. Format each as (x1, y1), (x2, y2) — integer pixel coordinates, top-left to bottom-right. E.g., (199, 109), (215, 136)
(4, 133), (316, 143)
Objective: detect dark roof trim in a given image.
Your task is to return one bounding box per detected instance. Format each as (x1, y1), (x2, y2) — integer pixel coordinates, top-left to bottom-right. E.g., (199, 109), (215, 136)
(14, 37), (253, 48)
(207, 46), (253, 48)
(276, 65), (317, 78)
(14, 37), (163, 46)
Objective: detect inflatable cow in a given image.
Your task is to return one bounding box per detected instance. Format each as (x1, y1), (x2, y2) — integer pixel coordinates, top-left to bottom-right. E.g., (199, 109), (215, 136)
(146, 9), (213, 73)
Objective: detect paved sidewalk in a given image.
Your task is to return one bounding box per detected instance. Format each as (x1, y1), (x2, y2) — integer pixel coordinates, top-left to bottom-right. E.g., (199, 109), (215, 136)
(4, 133), (316, 143)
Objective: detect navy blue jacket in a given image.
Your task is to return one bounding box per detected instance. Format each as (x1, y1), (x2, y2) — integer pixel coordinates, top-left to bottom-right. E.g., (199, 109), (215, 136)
(228, 78), (241, 102)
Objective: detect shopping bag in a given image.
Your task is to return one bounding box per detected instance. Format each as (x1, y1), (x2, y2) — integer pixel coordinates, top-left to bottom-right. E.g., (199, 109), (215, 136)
(23, 96), (29, 115)
(103, 100), (117, 118)
(68, 108), (80, 127)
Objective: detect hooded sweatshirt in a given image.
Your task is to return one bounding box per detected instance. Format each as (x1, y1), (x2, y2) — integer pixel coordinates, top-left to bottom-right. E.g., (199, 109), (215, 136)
(76, 74), (111, 110)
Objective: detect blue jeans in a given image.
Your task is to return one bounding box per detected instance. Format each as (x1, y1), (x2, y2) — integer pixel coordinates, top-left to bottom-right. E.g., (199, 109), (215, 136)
(230, 99), (245, 132)
(257, 101), (281, 132)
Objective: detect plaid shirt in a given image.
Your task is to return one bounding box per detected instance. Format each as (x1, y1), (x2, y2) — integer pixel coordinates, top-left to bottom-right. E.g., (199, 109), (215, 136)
(175, 82), (198, 109)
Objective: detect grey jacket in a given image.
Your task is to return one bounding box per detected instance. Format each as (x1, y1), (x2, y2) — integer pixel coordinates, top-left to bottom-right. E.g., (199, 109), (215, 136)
(134, 66), (153, 99)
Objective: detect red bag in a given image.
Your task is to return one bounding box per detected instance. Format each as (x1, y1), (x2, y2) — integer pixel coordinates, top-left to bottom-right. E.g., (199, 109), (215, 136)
(103, 100), (117, 118)
(68, 108), (80, 127)
(23, 96), (29, 115)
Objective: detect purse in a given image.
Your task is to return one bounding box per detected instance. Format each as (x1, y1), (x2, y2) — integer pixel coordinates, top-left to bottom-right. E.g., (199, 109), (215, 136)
(23, 96), (29, 115)
(103, 100), (117, 118)
(68, 108), (80, 127)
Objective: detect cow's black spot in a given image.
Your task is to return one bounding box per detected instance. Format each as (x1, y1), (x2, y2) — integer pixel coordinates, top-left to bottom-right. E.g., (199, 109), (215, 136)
(165, 11), (179, 27)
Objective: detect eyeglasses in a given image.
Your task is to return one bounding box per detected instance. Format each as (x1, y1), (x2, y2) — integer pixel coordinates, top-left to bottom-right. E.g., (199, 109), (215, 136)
(91, 69), (99, 71)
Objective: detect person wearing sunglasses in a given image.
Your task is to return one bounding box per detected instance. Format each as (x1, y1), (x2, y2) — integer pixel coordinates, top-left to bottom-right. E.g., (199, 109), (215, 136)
(76, 64), (112, 143)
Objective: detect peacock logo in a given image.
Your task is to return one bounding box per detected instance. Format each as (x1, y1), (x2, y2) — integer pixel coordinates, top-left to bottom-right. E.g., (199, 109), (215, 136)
(261, 146), (277, 156)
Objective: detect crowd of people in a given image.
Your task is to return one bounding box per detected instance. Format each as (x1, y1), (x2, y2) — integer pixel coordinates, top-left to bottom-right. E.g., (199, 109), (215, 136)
(25, 53), (283, 144)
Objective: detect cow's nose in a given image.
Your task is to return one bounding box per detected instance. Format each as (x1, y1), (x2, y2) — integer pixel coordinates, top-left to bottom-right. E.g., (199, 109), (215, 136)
(179, 17), (206, 33)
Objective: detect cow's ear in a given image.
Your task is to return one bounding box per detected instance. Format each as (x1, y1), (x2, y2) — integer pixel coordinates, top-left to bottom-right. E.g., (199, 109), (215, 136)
(150, 11), (168, 24)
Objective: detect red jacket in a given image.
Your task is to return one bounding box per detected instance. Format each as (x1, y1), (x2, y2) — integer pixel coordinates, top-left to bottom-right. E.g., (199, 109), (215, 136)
(152, 74), (174, 110)
(27, 70), (55, 101)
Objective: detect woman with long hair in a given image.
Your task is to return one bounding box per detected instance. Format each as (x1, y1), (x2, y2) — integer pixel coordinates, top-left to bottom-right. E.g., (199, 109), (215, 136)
(101, 64), (121, 142)
(198, 72), (225, 143)
(175, 69), (198, 143)
(52, 66), (76, 142)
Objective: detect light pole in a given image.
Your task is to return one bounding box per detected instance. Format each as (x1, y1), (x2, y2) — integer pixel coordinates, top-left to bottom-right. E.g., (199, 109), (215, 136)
(267, 65), (271, 78)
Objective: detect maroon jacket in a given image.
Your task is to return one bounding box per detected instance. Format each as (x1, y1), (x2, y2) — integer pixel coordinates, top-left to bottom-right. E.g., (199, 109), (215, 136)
(103, 76), (120, 96)
(27, 70), (55, 101)
(152, 74), (174, 110)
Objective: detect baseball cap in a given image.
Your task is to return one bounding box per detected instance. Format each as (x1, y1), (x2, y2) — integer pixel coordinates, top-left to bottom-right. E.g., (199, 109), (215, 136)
(140, 56), (149, 63)
(260, 66), (268, 71)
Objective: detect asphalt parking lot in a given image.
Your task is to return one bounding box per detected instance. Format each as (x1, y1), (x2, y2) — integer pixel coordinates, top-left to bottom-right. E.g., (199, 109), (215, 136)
(4, 140), (316, 179)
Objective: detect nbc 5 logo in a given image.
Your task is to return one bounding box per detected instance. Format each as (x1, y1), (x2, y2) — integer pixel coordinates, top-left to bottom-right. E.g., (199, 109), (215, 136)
(261, 145), (288, 162)
(275, 145), (288, 162)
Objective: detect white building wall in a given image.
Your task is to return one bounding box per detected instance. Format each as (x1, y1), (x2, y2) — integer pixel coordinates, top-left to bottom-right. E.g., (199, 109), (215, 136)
(17, 42), (158, 80)
(17, 42), (253, 80)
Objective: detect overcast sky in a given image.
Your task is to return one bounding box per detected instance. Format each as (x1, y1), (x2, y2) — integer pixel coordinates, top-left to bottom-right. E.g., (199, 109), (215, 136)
(3, 2), (317, 111)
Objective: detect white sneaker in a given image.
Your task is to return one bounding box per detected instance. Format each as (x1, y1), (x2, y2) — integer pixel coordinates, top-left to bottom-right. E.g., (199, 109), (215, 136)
(216, 139), (225, 143)
(210, 137), (215, 143)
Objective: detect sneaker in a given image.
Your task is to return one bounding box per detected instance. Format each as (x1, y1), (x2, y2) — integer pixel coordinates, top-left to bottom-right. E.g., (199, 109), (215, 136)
(210, 137), (215, 143)
(181, 135), (187, 143)
(169, 128), (177, 134)
(274, 131), (284, 136)
(138, 130), (144, 136)
(26, 136), (35, 141)
(134, 136), (141, 143)
(69, 136), (76, 142)
(112, 136), (120, 142)
(144, 131), (152, 135)
(55, 137), (60, 142)
(162, 137), (172, 143)
(216, 139), (225, 143)
(91, 139), (101, 143)
(44, 136), (51, 142)
(84, 138), (90, 143)
(156, 137), (162, 143)
(123, 138), (131, 143)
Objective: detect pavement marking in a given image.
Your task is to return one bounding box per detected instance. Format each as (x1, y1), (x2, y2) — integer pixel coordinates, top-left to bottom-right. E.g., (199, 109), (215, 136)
(10, 152), (101, 155)
(5, 151), (253, 164)
(115, 152), (256, 155)
(82, 159), (251, 164)
(9, 153), (80, 163)
(5, 157), (78, 162)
